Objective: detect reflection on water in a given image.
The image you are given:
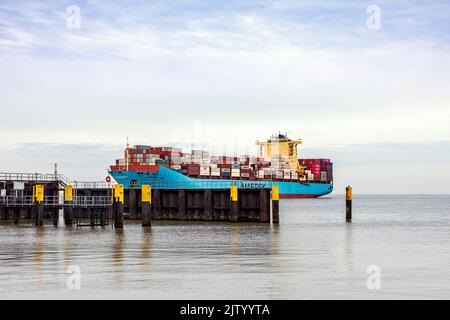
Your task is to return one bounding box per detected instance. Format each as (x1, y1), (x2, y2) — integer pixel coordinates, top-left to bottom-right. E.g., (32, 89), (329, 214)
(0, 195), (450, 299)
(141, 228), (152, 260)
(344, 223), (354, 273)
(32, 227), (45, 267)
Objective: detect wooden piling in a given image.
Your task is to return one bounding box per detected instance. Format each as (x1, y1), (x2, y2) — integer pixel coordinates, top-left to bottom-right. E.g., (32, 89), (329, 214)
(152, 189), (161, 220)
(113, 184), (124, 228)
(33, 184), (44, 226)
(64, 206), (73, 225)
(85, 189), (92, 222)
(52, 208), (59, 226)
(230, 186), (239, 222)
(34, 202), (43, 226)
(129, 188), (138, 219)
(259, 188), (269, 223)
(177, 189), (186, 220)
(2, 207), (8, 220)
(100, 208), (106, 226)
(141, 185), (152, 227)
(346, 185), (352, 222)
(272, 185), (279, 224)
(64, 185), (73, 225)
(13, 208), (20, 224)
(26, 207), (32, 219)
(90, 208), (96, 226)
(204, 189), (212, 221)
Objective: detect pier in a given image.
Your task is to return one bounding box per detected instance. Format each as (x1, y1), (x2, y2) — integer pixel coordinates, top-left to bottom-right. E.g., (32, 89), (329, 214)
(0, 172), (280, 227)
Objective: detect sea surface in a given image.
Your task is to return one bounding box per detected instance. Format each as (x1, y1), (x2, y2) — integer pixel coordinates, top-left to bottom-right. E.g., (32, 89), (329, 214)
(0, 195), (449, 299)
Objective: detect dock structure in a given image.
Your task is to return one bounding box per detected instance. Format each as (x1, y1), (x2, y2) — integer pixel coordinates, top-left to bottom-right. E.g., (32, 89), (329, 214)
(0, 172), (280, 227)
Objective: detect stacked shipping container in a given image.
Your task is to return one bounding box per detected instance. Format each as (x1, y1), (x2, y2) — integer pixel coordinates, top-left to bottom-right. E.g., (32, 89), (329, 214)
(111, 146), (333, 183)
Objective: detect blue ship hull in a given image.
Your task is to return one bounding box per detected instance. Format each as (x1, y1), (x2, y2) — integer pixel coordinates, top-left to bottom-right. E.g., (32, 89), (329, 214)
(109, 166), (333, 198)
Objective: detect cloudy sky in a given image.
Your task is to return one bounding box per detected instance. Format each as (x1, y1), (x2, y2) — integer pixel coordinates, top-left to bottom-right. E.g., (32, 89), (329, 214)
(0, 0), (449, 193)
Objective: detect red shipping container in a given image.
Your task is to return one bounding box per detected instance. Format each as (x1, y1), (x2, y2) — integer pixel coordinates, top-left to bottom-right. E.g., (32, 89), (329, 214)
(186, 163), (200, 175)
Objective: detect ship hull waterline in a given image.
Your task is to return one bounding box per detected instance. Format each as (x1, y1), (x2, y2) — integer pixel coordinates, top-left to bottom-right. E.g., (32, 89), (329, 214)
(109, 166), (333, 198)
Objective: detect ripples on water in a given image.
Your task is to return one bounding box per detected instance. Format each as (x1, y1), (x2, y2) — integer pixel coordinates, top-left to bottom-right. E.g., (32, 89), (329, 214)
(0, 195), (449, 299)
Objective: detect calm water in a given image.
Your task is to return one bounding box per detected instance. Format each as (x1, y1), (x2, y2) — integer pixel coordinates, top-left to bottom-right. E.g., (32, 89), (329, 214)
(0, 195), (449, 299)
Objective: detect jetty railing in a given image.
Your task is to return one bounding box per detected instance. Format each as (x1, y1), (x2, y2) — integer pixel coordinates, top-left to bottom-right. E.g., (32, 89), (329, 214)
(0, 195), (112, 207)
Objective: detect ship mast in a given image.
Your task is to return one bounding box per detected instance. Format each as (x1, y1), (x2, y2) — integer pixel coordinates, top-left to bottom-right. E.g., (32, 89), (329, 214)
(126, 136), (130, 171)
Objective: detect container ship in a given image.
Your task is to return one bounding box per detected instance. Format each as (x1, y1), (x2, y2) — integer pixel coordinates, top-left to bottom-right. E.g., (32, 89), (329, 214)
(108, 133), (333, 198)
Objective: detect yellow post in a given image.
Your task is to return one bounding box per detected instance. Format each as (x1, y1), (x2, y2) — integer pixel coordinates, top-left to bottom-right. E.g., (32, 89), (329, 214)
(114, 184), (124, 204)
(271, 185), (279, 223)
(142, 185), (151, 203)
(230, 186), (238, 202)
(141, 185), (152, 227)
(346, 185), (352, 221)
(346, 186), (352, 200)
(230, 185), (239, 222)
(64, 185), (73, 202)
(33, 184), (44, 203)
(272, 185), (279, 201)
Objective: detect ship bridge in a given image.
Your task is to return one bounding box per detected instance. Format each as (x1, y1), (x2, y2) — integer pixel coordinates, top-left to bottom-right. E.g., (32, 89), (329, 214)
(256, 133), (303, 173)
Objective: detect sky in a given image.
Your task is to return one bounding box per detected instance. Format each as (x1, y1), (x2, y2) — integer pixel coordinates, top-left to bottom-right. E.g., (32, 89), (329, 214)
(0, 0), (449, 193)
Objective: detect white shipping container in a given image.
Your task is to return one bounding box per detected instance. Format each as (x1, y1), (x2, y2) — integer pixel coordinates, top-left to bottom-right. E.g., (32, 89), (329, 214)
(300, 175), (307, 181)
(211, 171), (220, 177)
(241, 173), (250, 178)
(171, 165), (182, 170)
(276, 171), (284, 179)
(292, 172), (298, 180)
(231, 169), (240, 177)
(283, 172), (291, 179)
(321, 171), (327, 181)
(307, 173), (314, 181)
(200, 167), (210, 176)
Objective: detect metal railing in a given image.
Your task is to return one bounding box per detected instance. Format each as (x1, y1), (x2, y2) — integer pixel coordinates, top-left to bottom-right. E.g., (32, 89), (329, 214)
(69, 196), (113, 207)
(0, 172), (114, 190)
(0, 172), (71, 184)
(0, 195), (60, 207)
(72, 181), (115, 189)
(0, 196), (112, 207)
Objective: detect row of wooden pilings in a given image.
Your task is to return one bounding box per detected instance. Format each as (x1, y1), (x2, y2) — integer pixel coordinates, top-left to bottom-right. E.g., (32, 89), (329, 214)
(104, 184), (280, 228)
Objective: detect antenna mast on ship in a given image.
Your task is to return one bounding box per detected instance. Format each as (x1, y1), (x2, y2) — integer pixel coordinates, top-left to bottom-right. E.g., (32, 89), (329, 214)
(126, 136), (130, 171)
